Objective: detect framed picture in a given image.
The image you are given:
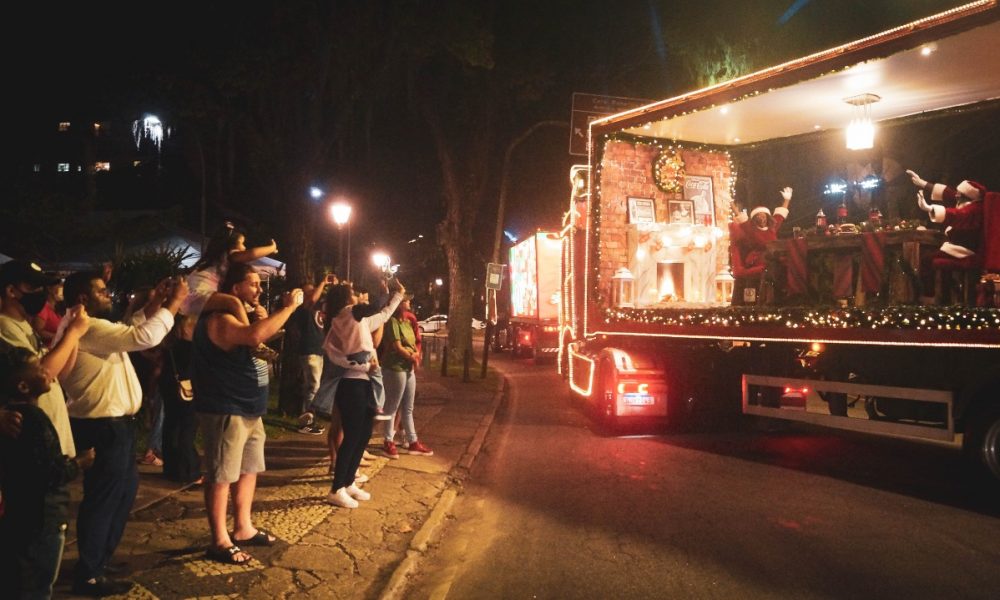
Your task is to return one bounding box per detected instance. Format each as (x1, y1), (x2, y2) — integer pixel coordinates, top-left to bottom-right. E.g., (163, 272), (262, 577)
(627, 196), (656, 224)
(683, 175), (715, 225)
(668, 200), (694, 224)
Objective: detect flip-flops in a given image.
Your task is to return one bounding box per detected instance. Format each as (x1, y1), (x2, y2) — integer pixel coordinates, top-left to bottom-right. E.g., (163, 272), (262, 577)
(205, 545), (252, 565)
(232, 528), (276, 547)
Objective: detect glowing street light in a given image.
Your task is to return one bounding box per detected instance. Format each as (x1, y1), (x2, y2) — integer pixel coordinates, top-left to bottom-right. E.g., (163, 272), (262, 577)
(372, 252), (391, 270)
(310, 187), (324, 199)
(329, 201), (353, 280)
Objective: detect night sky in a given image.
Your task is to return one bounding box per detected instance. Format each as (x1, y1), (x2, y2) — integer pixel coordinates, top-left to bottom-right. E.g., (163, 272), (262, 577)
(8, 1), (967, 271)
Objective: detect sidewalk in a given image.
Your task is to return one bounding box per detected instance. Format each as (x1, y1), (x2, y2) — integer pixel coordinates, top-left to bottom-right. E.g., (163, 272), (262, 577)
(55, 364), (504, 599)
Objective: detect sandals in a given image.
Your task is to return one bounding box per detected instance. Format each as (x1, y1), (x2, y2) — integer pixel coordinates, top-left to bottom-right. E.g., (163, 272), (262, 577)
(205, 545), (252, 565)
(232, 528), (276, 547)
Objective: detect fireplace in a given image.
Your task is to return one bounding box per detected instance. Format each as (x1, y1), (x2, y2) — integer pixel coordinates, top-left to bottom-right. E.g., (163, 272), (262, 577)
(657, 261), (684, 302)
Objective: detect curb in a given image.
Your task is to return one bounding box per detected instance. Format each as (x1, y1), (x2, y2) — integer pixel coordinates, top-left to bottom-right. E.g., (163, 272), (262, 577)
(379, 373), (507, 600)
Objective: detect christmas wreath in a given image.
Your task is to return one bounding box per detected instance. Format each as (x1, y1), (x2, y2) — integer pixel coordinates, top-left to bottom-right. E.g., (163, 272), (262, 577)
(654, 148), (685, 194)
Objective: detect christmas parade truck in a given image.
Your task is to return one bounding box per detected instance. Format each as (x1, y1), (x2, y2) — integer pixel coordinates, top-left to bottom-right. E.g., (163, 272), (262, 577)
(507, 231), (563, 361)
(559, 1), (1000, 480)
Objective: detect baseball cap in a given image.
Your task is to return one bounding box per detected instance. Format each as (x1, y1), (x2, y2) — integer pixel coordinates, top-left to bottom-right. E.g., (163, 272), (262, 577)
(0, 260), (60, 289)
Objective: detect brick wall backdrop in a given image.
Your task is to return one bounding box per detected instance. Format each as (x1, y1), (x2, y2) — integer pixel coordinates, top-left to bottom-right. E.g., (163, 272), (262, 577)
(595, 140), (733, 306)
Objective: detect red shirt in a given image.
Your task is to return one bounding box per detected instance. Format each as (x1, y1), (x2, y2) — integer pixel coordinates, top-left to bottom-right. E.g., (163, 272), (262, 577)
(37, 303), (62, 339)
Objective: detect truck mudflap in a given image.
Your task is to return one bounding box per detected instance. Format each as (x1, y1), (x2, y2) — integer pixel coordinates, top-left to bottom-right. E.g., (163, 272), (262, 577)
(743, 374), (956, 444)
(569, 344), (668, 420)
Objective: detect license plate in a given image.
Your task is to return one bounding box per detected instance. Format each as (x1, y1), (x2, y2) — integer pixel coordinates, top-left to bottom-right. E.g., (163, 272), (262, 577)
(623, 393), (655, 406)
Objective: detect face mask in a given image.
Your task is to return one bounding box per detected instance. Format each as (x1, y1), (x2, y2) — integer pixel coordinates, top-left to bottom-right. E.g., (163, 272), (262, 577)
(18, 289), (48, 316)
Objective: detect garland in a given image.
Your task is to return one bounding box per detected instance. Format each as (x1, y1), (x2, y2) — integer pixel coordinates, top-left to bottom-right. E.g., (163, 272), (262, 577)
(603, 305), (1000, 332)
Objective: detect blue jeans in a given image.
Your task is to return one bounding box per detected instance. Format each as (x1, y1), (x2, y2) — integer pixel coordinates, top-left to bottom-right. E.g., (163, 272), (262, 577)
(15, 524), (66, 599)
(382, 368), (416, 443)
(149, 390), (164, 454)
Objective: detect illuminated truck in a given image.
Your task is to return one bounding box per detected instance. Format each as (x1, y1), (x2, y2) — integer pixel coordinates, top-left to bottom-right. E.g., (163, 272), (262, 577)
(560, 2), (1000, 481)
(508, 231), (562, 361)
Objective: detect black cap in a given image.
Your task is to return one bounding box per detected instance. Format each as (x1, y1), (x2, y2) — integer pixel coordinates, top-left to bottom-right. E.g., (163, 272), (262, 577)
(0, 260), (60, 289)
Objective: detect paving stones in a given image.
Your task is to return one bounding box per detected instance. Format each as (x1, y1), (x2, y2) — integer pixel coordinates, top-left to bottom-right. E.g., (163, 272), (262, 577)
(56, 367), (502, 599)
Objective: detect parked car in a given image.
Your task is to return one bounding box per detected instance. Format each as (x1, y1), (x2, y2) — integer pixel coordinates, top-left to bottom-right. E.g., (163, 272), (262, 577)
(417, 314), (487, 333)
(418, 314), (448, 333)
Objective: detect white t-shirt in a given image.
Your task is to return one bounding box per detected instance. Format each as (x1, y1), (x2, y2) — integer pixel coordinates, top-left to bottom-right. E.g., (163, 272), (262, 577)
(0, 314), (76, 457)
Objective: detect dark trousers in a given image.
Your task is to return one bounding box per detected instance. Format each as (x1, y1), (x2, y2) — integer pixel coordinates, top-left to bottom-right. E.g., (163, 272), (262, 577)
(331, 378), (374, 491)
(69, 417), (139, 584)
(162, 392), (200, 483)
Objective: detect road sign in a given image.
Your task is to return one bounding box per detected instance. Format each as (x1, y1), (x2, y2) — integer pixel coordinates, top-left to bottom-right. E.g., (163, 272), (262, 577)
(485, 263), (505, 291)
(570, 92), (651, 156)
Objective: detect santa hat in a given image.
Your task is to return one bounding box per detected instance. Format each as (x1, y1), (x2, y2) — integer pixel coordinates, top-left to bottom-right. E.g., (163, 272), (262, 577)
(749, 206), (771, 219)
(956, 180), (986, 201)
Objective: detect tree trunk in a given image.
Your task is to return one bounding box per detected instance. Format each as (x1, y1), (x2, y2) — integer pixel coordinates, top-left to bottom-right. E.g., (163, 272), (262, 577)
(276, 178), (315, 416)
(444, 242), (474, 367)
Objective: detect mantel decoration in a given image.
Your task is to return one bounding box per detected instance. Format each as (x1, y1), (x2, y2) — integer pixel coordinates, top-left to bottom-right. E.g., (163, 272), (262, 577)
(653, 147), (685, 194)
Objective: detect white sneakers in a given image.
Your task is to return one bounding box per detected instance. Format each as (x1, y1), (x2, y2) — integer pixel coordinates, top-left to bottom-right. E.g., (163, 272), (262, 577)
(354, 472), (370, 484)
(326, 488), (359, 509)
(346, 484), (371, 501)
(325, 484), (371, 508)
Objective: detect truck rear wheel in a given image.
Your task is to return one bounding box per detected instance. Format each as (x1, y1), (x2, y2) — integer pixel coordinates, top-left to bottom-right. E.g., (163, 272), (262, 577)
(966, 405), (1000, 481)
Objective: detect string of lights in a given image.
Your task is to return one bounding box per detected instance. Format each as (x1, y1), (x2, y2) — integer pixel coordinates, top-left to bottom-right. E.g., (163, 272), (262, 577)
(604, 305), (1000, 334)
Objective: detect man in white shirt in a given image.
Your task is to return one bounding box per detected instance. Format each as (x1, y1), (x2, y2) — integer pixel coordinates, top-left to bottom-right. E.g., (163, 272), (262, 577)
(0, 261), (90, 458)
(60, 271), (187, 597)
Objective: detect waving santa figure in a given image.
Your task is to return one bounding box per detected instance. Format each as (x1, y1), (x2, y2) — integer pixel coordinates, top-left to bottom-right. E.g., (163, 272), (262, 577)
(908, 170), (1000, 273)
(729, 187), (793, 273)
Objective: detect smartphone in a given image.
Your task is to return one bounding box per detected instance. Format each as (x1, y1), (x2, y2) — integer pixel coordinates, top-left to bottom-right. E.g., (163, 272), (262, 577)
(326, 274), (336, 284)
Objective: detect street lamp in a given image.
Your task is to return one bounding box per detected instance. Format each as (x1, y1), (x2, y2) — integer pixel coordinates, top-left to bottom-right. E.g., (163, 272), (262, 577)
(329, 201), (352, 280)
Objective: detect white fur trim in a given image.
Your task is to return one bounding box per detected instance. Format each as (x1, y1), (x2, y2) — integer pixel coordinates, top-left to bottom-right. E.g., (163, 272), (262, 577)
(750, 207), (771, 218)
(930, 183), (947, 202)
(956, 180), (980, 200)
(940, 242), (974, 259)
(928, 205), (946, 223)
(773, 206), (789, 219)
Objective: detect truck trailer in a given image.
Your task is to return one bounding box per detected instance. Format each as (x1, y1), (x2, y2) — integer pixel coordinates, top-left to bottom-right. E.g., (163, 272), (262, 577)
(508, 231), (562, 361)
(560, 2), (1000, 481)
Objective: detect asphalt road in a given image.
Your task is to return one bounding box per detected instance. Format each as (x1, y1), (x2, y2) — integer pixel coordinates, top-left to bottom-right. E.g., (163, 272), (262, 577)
(403, 352), (1000, 600)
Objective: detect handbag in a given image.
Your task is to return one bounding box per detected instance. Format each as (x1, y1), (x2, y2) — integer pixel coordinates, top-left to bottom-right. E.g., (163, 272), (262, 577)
(169, 349), (194, 402)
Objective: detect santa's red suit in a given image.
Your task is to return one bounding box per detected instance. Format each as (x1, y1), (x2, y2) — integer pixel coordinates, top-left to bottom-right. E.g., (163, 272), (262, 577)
(921, 180), (1000, 273)
(729, 206), (789, 277)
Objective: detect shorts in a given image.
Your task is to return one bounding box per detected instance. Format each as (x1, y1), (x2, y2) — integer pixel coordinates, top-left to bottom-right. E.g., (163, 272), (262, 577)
(198, 413), (266, 484)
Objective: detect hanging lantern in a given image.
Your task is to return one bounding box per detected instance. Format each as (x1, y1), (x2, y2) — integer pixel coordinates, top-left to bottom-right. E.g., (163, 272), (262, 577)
(715, 267), (736, 305)
(844, 93), (880, 150)
(612, 267), (635, 308)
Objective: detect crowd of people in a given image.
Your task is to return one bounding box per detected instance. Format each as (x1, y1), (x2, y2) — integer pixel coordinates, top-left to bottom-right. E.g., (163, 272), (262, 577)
(0, 222), (436, 598)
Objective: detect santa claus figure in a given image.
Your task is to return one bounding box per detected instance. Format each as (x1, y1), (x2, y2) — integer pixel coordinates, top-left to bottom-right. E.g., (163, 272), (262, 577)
(907, 169), (1000, 301)
(729, 187), (793, 272)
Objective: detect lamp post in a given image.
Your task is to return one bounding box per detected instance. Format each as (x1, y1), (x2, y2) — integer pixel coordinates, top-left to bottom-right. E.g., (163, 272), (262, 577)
(330, 201), (352, 280)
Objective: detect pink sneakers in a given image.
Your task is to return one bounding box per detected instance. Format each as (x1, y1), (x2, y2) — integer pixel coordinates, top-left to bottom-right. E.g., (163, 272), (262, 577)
(383, 440), (400, 459)
(404, 440), (434, 456)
